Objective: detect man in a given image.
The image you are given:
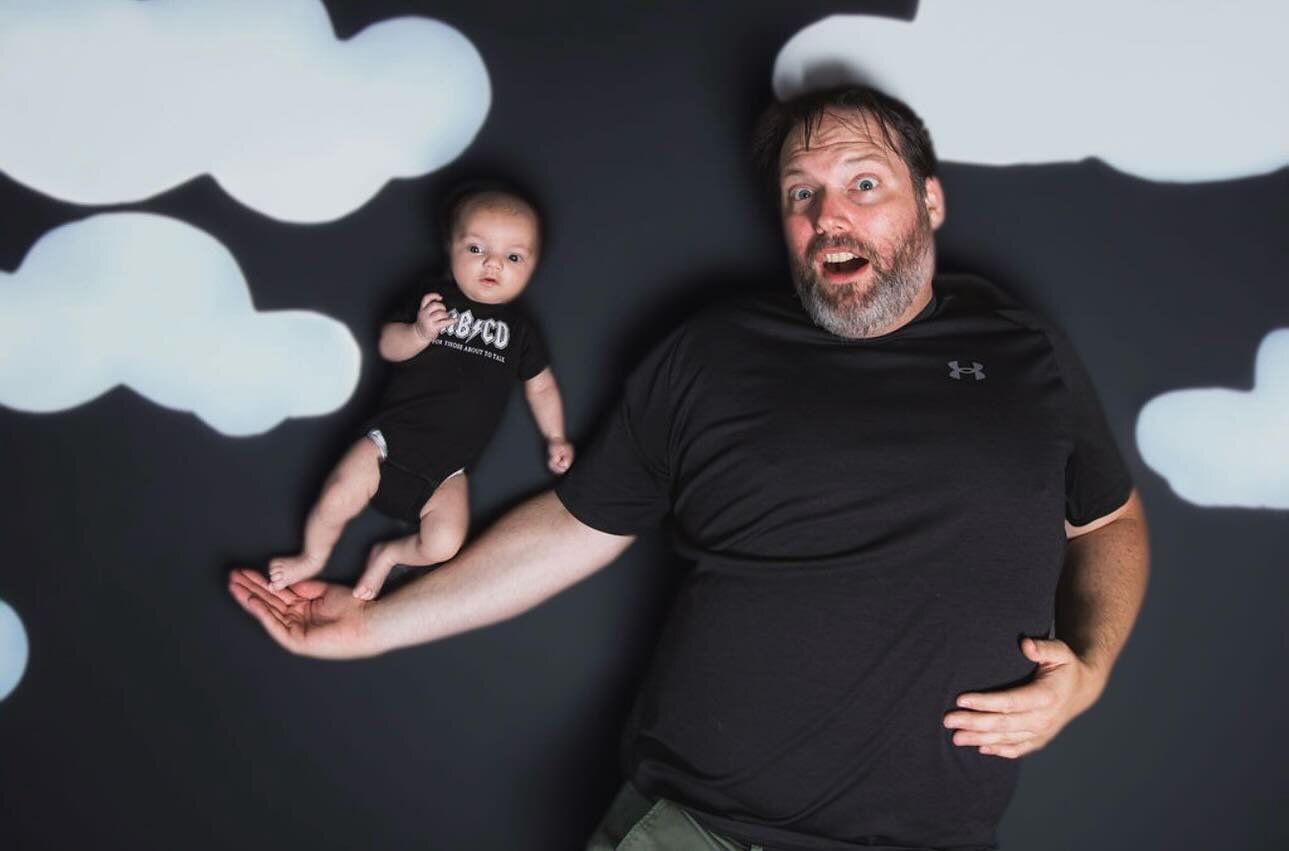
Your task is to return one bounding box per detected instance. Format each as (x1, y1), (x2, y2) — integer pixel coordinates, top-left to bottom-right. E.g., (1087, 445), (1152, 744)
(230, 85), (1149, 850)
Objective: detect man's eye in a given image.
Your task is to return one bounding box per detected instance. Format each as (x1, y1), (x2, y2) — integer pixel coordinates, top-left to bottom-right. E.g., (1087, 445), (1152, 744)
(856, 178), (877, 191)
(507, 253), (522, 263)
(467, 245), (482, 254)
(788, 187), (813, 202)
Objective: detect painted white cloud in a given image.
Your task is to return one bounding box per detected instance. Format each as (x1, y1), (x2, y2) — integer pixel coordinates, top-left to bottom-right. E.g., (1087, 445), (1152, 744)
(774, 0), (1289, 182)
(0, 599), (27, 702)
(0, 213), (360, 436)
(1136, 330), (1289, 509)
(0, 0), (489, 223)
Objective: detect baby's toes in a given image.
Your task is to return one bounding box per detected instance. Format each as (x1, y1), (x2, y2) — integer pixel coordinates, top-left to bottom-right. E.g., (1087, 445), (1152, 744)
(270, 557), (317, 588)
(354, 546), (393, 600)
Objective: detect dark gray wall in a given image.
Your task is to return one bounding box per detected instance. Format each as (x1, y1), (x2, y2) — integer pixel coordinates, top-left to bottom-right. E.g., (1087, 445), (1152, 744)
(1, 2), (1285, 849)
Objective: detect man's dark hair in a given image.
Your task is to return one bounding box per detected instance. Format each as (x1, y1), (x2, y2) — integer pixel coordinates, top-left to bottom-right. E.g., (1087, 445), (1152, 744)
(751, 85), (938, 201)
(439, 178), (544, 252)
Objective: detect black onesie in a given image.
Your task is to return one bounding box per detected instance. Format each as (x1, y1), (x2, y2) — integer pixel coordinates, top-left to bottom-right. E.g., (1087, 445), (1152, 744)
(366, 280), (548, 524)
(556, 274), (1132, 851)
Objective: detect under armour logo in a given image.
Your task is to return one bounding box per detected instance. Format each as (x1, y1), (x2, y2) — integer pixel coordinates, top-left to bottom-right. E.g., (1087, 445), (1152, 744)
(948, 360), (986, 381)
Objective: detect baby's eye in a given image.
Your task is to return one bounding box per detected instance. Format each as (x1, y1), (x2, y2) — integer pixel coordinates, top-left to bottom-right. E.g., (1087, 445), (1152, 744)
(855, 177), (877, 191)
(467, 244), (482, 254)
(507, 253), (523, 263)
(788, 186), (814, 203)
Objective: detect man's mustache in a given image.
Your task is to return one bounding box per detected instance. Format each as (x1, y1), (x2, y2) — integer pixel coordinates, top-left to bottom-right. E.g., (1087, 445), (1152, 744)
(806, 233), (878, 264)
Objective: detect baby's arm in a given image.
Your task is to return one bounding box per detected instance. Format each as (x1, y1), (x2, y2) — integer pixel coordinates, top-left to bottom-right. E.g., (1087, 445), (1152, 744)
(379, 293), (453, 361)
(523, 367), (574, 474)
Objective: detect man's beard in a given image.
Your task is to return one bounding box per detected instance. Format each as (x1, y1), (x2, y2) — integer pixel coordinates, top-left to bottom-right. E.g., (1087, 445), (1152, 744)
(790, 211), (934, 339)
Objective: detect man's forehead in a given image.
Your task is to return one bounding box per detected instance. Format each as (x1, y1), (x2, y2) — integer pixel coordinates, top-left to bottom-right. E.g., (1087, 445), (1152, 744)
(779, 108), (901, 171)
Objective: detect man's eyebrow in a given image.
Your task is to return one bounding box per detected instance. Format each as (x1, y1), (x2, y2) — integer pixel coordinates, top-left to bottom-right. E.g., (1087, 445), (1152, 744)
(841, 153), (894, 168)
(780, 153), (896, 183)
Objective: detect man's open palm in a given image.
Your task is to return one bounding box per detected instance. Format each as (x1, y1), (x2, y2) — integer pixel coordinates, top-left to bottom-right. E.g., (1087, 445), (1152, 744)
(228, 568), (372, 660)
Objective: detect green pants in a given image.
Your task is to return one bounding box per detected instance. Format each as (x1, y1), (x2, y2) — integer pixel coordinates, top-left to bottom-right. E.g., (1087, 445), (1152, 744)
(586, 783), (766, 851)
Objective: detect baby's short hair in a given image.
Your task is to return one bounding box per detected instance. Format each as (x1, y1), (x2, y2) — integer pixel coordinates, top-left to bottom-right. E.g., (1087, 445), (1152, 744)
(441, 179), (543, 253)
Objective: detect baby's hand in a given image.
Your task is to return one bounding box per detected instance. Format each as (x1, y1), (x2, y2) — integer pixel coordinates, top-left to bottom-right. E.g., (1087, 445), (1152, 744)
(547, 437), (574, 474)
(414, 292), (454, 342)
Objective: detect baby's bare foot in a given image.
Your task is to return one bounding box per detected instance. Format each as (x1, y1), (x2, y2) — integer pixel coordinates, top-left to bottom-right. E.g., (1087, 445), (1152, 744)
(268, 554), (323, 590)
(353, 542), (397, 601)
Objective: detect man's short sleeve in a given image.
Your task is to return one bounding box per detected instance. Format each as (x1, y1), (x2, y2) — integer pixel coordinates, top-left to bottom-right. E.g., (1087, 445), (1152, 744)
(555, 332), (681, 535)
(1046, 326), (1134, 526)
(517, 319), (550, 381)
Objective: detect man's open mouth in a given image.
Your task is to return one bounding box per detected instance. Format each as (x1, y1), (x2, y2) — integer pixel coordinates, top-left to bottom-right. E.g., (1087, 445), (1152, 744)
(818, 250), (869, 279)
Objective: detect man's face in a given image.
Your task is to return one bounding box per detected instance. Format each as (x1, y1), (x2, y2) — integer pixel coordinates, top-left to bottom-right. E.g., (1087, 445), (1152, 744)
(778, 108), (945, 338)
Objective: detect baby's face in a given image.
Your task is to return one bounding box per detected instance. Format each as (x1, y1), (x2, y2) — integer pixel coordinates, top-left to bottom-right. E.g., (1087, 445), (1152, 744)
(449, 203), (540, 304)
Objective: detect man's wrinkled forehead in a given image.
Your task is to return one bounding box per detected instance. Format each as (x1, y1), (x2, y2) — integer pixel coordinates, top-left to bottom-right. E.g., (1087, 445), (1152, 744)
(779, 108), (902, 174)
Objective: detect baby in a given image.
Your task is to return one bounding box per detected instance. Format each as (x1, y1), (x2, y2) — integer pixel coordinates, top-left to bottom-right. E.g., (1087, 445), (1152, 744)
(268, 186), (573, 600)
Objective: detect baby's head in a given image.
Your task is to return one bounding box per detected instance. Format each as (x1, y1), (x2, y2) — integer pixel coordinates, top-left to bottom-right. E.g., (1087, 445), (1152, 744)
(444, 186), (542, 304)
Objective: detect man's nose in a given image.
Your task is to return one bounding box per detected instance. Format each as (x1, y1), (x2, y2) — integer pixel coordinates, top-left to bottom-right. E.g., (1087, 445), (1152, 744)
(812, 188), (850, 233)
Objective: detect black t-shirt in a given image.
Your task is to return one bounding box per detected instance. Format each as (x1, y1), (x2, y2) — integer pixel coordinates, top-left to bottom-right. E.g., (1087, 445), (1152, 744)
(556, 274), (1132, 851)
(368, 281), (549, 480)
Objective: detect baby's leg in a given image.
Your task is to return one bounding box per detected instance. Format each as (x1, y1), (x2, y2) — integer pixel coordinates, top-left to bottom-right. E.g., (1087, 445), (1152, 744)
(353, 471), (469, 600)
(269, 438), (381, 590)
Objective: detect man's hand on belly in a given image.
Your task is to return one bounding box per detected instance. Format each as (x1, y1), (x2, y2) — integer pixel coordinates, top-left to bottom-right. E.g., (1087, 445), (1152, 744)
(941, 636), (1106, 759)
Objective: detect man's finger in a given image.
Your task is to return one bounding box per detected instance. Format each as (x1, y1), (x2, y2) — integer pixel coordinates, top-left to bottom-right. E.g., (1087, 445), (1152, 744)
(233, 568), (304, 607)
(951, 729), (1034, 747)
(944, 709), (1037, 733)
(980, 743), (1031, 759)
(242, 596), (299, 651)
(228, 575), (291, 627)
(1021, 636), (1073, 665)
(229, 571), (292, 616)
(955, 685), (1051, 714)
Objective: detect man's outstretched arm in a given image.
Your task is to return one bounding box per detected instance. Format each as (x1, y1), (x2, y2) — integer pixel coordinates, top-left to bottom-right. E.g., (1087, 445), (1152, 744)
(944, 490), (1150, 758)
(229, 491), (633, 659)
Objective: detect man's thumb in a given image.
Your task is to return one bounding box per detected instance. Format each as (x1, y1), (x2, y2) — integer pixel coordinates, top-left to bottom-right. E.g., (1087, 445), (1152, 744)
(1022, 636), (1069, 664)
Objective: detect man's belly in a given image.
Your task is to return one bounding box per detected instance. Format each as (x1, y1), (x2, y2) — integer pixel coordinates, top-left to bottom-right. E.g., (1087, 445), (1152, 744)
(624, 555), (1054, 848)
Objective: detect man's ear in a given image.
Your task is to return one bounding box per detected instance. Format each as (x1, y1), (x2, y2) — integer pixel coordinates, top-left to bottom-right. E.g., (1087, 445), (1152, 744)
(924, 176), (946, 230)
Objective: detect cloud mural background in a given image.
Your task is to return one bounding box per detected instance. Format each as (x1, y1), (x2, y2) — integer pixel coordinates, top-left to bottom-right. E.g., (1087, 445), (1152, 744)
(0, 0), (491, 223)
(0, 600), (27, 702)
(773, 0), (1289, 182)
(1136, 328), (1289, 509)
(0, 213), (361, 436)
